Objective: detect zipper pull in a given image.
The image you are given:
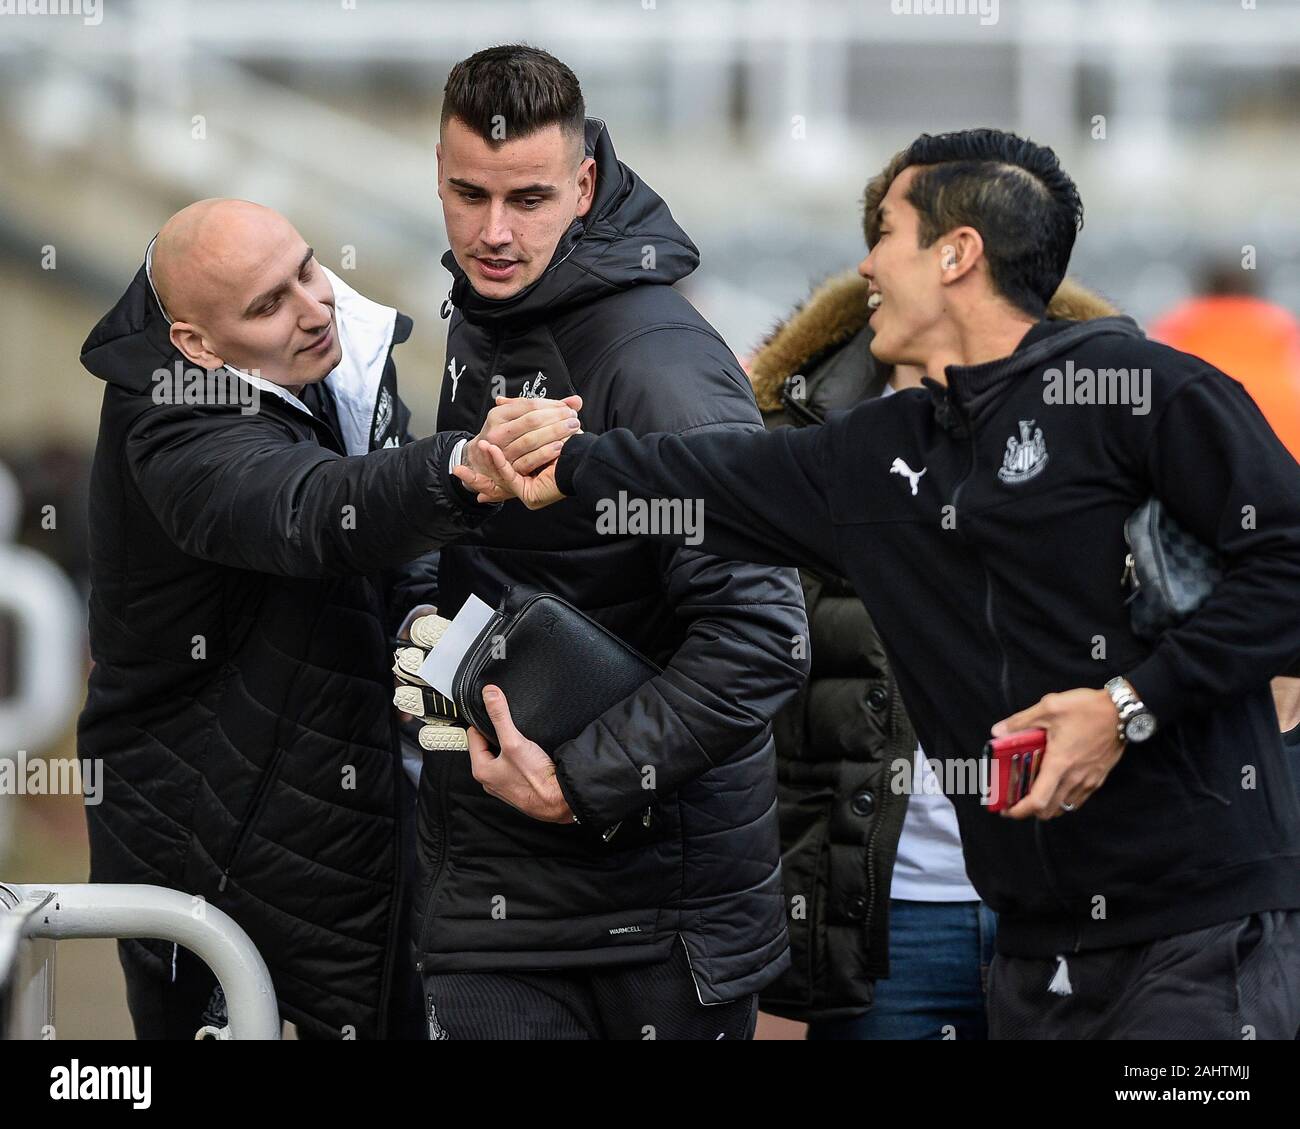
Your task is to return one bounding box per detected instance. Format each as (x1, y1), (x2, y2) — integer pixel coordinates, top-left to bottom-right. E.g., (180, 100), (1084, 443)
(601, 822), (623, 843)
(641, 806), (653, 829)
(1120, 552), (1137, 589)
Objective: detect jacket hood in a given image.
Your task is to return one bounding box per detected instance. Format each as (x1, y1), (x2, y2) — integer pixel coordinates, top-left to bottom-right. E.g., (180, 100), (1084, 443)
(80, 264), (176, 394)
(748, 272), (1125, 413)
(442, 117), (700, 328)
(942, 313), (1144, 403)
(81, 257), (410, 456)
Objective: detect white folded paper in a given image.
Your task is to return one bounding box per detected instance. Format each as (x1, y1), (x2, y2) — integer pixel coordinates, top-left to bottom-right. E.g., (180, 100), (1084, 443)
(416, 593), (496, 700)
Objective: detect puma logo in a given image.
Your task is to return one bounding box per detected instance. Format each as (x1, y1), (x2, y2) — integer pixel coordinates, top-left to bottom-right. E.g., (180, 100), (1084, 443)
(890, 457), (927, 496)
(447, 358), (466, 401)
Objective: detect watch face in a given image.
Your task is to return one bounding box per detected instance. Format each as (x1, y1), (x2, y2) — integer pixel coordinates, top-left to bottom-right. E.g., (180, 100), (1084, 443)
(1125, 711), (1158, 743)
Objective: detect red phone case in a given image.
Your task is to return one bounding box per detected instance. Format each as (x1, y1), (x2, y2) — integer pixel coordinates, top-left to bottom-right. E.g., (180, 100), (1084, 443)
(983, 729), (1047, 812)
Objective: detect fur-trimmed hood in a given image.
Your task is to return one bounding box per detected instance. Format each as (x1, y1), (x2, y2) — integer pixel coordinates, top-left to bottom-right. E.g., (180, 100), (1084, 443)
(748, 271), (1120, 412)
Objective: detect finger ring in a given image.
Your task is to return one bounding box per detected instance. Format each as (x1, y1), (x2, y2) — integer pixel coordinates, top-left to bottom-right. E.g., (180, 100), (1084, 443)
(1060, 801), (1076, 812)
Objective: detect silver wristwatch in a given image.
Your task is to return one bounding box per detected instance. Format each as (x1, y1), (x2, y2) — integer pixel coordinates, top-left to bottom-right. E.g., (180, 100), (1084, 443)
(1104, 676), (1158, 744)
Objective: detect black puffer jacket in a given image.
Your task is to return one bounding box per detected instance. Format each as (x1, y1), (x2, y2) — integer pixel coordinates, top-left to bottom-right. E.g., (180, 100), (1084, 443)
(78, 265), (491, 1039)
(747, 271), (1125, 1022)
(420, 118), (809, 1002)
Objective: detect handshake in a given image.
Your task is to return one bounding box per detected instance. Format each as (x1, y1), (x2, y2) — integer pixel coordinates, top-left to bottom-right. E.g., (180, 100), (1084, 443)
(455, 395), (578, 510)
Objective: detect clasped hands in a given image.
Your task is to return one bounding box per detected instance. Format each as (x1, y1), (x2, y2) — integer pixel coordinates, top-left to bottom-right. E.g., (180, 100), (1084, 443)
(456, 395), (573, 509)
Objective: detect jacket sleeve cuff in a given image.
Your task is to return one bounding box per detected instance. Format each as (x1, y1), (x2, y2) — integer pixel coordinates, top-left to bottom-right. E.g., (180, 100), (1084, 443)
(552, 735), (645, 828)
(552, 747), (603, 827)
(1124, 647), (1189, 727)
(551, 756), (596, 827)
(555, 432), (598, 498)
(437, 431), (499, 516)
(447, 437), (468, 474)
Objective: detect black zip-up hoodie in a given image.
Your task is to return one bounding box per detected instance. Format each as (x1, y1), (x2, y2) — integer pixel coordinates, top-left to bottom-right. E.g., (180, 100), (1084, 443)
(556, 316), (1300, 956)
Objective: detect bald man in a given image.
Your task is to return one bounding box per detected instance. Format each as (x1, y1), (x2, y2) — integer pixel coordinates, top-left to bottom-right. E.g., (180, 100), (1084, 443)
(78, 200), (579, 1040)
(149, 199), (346, 401)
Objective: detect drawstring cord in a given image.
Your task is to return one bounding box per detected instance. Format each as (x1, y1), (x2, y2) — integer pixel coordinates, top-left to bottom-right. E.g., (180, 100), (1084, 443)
(1047, 953), (1073, 996)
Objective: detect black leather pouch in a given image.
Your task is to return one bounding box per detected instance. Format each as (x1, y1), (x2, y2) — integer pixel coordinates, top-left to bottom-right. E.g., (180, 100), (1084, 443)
(452, 587), (660, 750)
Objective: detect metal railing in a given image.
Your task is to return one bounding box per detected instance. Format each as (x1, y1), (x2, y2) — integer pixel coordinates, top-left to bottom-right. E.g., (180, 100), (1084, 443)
(0, 882), (281, 1040)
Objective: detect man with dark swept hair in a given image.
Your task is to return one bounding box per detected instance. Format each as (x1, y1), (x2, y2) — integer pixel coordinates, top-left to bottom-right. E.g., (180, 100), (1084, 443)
(404, 44), (808, 1040)
(467, 126), (1300, 1040)
(439, 43), (586, 155)
(862, 129), (1083, 319)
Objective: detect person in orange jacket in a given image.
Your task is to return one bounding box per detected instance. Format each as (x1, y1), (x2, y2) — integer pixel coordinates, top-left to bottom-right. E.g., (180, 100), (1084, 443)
(1152, 264), (1300, 458)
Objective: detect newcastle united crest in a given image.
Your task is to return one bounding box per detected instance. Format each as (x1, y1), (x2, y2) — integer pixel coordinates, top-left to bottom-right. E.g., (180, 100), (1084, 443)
(997, 419), (1049, 484)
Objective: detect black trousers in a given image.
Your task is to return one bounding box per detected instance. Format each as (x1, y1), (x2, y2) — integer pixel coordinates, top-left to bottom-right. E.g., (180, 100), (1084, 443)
(420, 938), (759, 1040)
(988, 910), (1300, 1039)
(117, 775), (425, 1040)
(118, 937), (243, 1040)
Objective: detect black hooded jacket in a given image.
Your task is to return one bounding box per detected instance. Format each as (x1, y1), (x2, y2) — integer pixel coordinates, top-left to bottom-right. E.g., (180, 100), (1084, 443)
(750, 274), (1124, 1022)
(78, 265), (491, 1038)
(419, 119), (809, 1001)
(556, 316), (1300, 957)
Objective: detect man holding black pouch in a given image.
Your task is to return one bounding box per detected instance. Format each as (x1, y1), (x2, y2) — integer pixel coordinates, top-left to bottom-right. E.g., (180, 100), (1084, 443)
(406, 47), (808, 1040)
